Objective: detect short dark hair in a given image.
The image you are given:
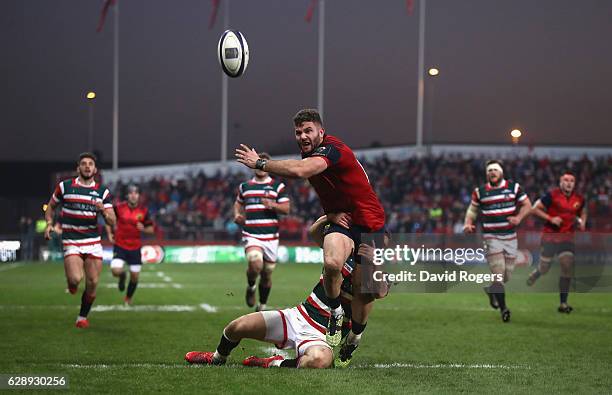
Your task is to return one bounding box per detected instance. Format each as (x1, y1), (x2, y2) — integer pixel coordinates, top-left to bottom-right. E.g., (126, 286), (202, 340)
(561, 169), (575, 178)
(485, 159), (503, 169)
(259, 152), (271, 160)
(78, 152), (97, 165)
(293, 108), (323, 127)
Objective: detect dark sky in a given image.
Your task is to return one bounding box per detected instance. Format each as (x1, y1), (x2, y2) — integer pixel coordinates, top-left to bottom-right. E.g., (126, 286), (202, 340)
(2, 0), (612, 164)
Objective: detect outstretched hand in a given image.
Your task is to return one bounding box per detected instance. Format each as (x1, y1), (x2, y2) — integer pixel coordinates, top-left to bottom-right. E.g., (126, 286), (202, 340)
(235, 144), (259, 169)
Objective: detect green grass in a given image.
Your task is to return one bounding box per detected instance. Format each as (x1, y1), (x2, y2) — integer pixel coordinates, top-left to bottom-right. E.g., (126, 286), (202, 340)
(0, 262), (611, 394)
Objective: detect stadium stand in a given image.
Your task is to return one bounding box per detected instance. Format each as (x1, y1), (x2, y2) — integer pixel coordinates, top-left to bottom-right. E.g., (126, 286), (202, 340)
(108, 153), (611, 241)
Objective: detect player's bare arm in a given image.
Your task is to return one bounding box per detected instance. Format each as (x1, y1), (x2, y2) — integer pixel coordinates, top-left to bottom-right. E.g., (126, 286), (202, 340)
(463, 202), (478, 233)
(261, 199), (290, 215)
(531, 199), (562, 226)
(508, 197), (532, 226)
(578, 206), (588, 231)
(136, 222), (155, 235)
(44, 197), (57, 240)
(97, 202), (116, 226)
(233, 200), (246, 225)
(105, 224), (115, 243)
(235, 144), (328, 178)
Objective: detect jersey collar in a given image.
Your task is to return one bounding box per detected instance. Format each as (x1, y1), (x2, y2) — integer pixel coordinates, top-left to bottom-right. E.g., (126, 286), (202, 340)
(251, 176), (272, 184)
(74, 177), (97, 188)
(486, 179), (507, 190)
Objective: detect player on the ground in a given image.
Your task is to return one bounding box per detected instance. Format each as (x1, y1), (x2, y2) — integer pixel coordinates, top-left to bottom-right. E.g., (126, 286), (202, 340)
(234, 153), (290, 311)
(185, 214), (388, 368)
(106, 184), (154, 306)
(526, 171), (586, 313)
(463, 160), (531, 322)
(235, 108), (386, 346)
(44, 152), (116, 328)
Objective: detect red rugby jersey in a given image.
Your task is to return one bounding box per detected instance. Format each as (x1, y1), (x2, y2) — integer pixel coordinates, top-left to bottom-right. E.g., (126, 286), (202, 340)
(540, 188), (584, 242)
(114, 201), (153, 250)
(303, 134), (385, 231)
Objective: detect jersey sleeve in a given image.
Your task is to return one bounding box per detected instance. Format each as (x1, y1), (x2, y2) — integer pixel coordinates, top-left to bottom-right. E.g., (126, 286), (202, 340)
(470, 188), (480, 206)
(236, 183), (244, 203)
(142, 208), (154, 226)
(310, 144), (342, 167)
(540, 192), (552, 209)
(276, 182), (289, 203)
(102, 188), (113, 209)
(51, 182), (64, 204)
(514, 182), (528, 203)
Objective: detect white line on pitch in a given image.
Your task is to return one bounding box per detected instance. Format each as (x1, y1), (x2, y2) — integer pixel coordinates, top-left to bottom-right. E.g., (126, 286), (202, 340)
(367, 362), (530, 369)
(92, 305), (197, 312)
(61, 363), (186, 369)
(103, 283), (183, 289)
(199, 303), (218, 313)
(156, 271), (173, 282)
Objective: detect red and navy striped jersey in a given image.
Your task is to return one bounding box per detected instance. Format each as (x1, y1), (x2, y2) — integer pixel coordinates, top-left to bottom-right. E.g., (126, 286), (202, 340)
(114, 201), (153, 250)
(303, 134), (385, 231)
(540, 188), (584, 241)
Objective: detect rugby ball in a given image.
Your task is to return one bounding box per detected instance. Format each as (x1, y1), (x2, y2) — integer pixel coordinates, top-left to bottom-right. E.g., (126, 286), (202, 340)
(217, 29), (249, 78)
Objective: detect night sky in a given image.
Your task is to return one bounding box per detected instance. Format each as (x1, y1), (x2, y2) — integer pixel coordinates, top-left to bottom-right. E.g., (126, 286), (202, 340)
(2, 0), (612, 165)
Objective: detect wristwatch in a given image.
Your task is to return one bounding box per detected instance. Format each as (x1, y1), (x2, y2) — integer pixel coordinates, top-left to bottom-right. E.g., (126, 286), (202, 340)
(255, 158), (267, 170)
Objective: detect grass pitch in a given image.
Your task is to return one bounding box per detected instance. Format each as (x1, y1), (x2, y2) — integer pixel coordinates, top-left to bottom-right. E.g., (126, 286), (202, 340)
(1, 262), (611, 394)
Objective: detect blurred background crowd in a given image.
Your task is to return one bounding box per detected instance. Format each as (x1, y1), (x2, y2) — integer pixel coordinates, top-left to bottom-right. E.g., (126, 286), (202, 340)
(108, 154), (611, 242)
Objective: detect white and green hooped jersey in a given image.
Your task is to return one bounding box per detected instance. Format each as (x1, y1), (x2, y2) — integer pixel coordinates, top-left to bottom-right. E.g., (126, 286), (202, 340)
(52, 177), (113, 246)
(236, 177), (289, 241)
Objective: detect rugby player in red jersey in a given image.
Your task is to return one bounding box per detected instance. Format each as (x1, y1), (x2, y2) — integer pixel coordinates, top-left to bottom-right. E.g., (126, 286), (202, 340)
(527, 171), (587, 313)
(106, 184), (154, 305)
(235, 109), (386, 346)
(44, 152), (116, 328)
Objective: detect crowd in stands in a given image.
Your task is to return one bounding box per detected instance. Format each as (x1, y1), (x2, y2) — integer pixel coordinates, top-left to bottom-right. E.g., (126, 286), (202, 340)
(109, 154), (611, 241)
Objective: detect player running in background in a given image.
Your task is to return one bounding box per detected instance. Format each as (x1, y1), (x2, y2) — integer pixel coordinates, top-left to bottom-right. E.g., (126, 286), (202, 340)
(106, 184), (154, 305)
(527, 171), (587, 313)
(234, 153), (290, 311)
(44, 152), (116, 328)
(184, 214), (388, 368)
(464, 160), (531, 322)
(235, 109), (386, 346)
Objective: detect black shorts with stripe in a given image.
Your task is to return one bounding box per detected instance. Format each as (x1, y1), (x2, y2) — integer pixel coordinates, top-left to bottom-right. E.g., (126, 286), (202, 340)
(540, 240), (575, 259)
(323, 223), (386, 263)
(113, 245), (142, 266)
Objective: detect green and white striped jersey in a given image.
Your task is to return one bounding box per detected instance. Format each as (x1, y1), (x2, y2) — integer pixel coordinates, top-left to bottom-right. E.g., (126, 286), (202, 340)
(51, 177), (113, 246)
(471, 179), (527, 237)
(236, 177), (289, 241)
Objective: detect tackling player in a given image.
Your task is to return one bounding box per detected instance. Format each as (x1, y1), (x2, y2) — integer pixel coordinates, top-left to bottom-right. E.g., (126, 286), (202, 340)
(464, 160), (531, 322)
(235, 109), (386, 346)
(106, 184), (154, 305)
(526, 171), (586, 313)
(184, 214), (388, 368)
(44, 152), (116, 328)
(234, 153), (290, 311)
